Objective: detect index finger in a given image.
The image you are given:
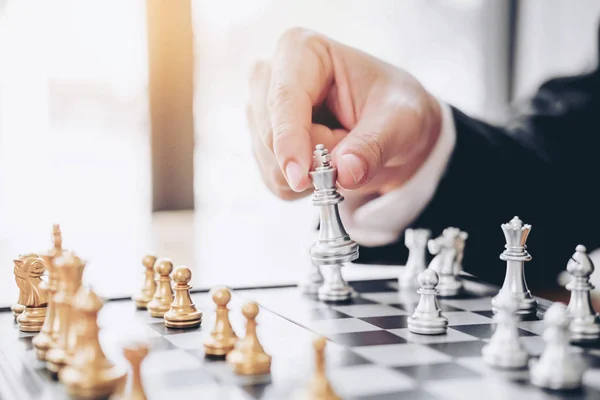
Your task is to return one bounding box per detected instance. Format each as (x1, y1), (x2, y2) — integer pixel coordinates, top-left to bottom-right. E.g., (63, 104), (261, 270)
(268, 28), (333, 192)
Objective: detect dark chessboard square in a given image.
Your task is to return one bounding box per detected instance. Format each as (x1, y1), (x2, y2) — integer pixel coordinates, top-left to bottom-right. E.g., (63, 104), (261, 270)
(472, 310), (495, 318)
(451, 323), (535, 339)
(349, 280), (397, 293)
(426, 341), (487, 358)
(242, 382), (270, 399)
(327, 348), (371, 368)
(163, 367), (216, 388)
(307, 308), (351, 320)
(323, 296), (377, 306)
(147, 336), (176, 351)
(147, 321), (202, 336)
(356, 389), (438, 400)
(328, 330), (407, 347)
(392, 302), (462, 313)
(360, 315), (409, 329)
(394, 362), (481, 381)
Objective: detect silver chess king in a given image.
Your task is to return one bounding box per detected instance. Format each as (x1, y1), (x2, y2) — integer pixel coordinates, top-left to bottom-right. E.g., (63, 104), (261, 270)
(492, 216), (537, 316)
(309, 144), (359, 301)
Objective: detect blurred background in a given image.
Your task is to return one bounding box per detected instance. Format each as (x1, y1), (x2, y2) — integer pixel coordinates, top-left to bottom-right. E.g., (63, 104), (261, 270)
(0, 0), (598, 306)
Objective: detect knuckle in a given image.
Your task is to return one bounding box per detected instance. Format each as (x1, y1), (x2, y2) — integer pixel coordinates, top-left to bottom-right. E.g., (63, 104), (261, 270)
(267, 82), (294, 111)
(353, 132), (386, 167)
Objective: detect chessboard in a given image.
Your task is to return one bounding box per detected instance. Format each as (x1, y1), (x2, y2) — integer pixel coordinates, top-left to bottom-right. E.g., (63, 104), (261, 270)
(1, 277), (600, 400)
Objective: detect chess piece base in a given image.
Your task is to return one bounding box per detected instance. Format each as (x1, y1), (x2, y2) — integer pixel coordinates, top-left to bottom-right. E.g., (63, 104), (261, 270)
(60, 364), (125, 399)
(11, 303), (24, 321)
(310, 238), (359, 266)
(407, 315), (448, 335)
(227, 350), (271, 376)
(569, 319), (600, 342)
(299, 280), (322, 295)
(529, 359), (582, 390)
(147, 301), (171, 318)
(436, 277), (463, 297)
(203, 337), (237, 356)
(17, 306), (46, 332)
(133, 294), (152, 310)
(318, 285), (353, 302)
(32, 331), (54, 361)
(482, 343), (528, 368)
(492, 291), (537, 316)
(164, 310), (202, 329)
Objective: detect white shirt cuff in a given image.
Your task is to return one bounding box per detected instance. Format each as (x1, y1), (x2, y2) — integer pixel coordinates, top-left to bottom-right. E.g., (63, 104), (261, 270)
(340, 100), (457, 247)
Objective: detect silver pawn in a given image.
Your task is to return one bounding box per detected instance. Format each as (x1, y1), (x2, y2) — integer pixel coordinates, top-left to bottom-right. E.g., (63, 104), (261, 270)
(428, 228), (463, 297)
(492, 216), (537, 316)
(566, 244), (600, 343)
(530, 302), (586, 390)
(300, 255), (324, 295)
(407, 268), (448, 335)
(398, 228), (431, 290)
(482, 291), (528, 368)
(309, 145), (358, 302)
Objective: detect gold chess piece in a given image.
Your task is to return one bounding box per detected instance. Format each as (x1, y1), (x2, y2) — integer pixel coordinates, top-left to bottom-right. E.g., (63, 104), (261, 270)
(147, 258), (174, 317)
(226, 301), (271, 375)
(10, 303), (24, 321)
(203, 287), (238, 356)
(132, 255), (157, 309)
(113, 342), (149, 400)
(46, 251), (86, 374)
(13, 253), (48, 332)
(298, 337), (341, 400)
(33, 224), (65, 360)
(59, 286), (125, 398)
(164, 266), (202, 328)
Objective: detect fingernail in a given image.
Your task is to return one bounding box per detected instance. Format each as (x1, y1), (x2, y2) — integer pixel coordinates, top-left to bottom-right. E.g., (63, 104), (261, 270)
(285, 161), (303, 191)
(340, 154), (366, 184)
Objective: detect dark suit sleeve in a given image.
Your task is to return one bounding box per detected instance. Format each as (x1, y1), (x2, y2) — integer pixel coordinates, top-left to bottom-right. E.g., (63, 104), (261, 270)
(357, 64), (600, 290)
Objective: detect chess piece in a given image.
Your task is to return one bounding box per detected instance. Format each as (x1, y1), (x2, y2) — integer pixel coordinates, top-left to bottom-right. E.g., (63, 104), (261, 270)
(59, 286), (125, 398)
(226, 301), (271, 375)
(428, 228), (464, 297)
(11, 303), (24, 321)
(453, 229), (468, 276)
(309, 145), (358, 302)
(482, 290), (528, 368)
(203, 287), (238, 356)
(13, 253), (48, 332)
(398, 228), (431, 290)
(296, 336), (341, 400)
(530, 302), (586, 390)
(33, 224), (65, 360)
(46, 251), (86, 374)
(147, 258), (174, 318)
(407, 268), (448, 335)
(299, 258), (324, 295)
(164, 266), (202, 328)
(133, 255), (157, 309)
(114, 342), (149, 400)
(492, 216), (537, 316)
(565, 245), (600, 343)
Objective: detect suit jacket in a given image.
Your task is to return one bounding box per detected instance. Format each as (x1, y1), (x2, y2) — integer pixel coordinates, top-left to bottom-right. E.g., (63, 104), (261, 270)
(357, 41), (600, 290)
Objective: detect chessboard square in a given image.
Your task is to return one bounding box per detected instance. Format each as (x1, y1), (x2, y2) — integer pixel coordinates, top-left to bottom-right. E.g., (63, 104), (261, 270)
(452, 324), (535, 339)
(352, 343), (451, 367)
(517, 320), (545, 335)
(162, 367), (217, 388)
(144, 349), (203, 373)
(518, 336), (545, 357)
(329, 364), (415, 398)
(301, 317), (380, 335)
(328, 330), (407, 347)
(300, 308), (351, 321)
(360, 315), (409, 329)
(455, 356), (529, 381)
(164, 330), (207, 350)
(147, 321), (203, 336)
(390, 328), (479, 344)
(394, 362), (481, 381)
(331, 304), (407, 318)
(146, 336), (176, 351)
(444, 312), (494, 326)
(423, 377), (542, 400)
(324, 296), (377, 306)
(360, 292), (409, 304)
(437, 297), (494, 311)
(355, 389), (439, 400)
(349, 280), (397, 293)
(426, 341), (487, 358)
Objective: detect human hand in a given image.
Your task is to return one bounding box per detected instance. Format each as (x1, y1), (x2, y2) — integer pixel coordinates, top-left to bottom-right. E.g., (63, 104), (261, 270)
(247, 28), (442, 200)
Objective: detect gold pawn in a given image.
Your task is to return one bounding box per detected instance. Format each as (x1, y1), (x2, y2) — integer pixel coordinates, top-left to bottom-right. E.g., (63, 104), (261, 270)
(203, 287), (238, 356)
(59, 286), (125, 398)
(14, 254), (48, 332)
(164, 267), (202, 328)
(111, 343), (149, 400)
(298, 337), (341, 400)
(146, 258), (174, 318)
(46, 251), (86, 374)
(33, 224), (64, 360)
(132, 255), (157, 309)
(226, 301), (271, 375)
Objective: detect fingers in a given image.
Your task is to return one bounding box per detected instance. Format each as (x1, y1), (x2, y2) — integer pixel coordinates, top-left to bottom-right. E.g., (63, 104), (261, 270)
(268, 28), (334, 192)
